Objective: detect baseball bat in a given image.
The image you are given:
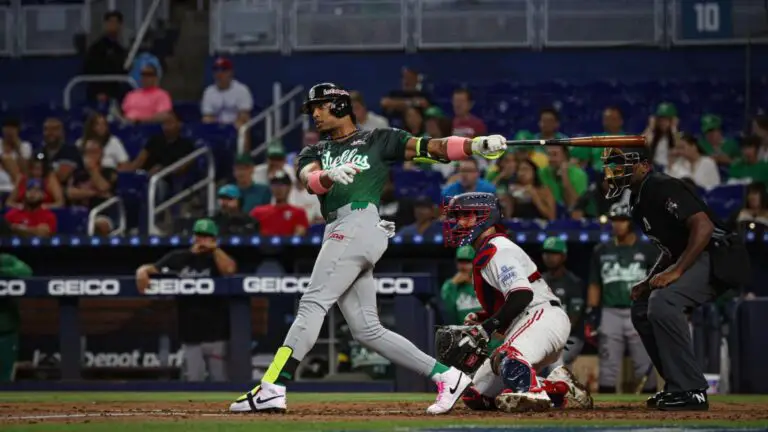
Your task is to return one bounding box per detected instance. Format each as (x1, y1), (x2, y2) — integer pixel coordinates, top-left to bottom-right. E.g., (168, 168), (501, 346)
(634, 363), (656, 394)
(505, 135), (647, 148)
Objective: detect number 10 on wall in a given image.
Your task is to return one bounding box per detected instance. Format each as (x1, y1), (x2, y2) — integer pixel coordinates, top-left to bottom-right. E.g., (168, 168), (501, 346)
(693, 2), (720, 32)
(682, 0), (732, 39)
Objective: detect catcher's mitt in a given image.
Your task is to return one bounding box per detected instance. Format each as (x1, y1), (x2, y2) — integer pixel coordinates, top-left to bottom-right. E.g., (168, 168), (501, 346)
(435, 325), (489, 374)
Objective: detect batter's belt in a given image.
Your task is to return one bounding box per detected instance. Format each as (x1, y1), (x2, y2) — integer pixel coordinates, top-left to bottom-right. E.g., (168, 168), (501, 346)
(326, 201), (375, 223)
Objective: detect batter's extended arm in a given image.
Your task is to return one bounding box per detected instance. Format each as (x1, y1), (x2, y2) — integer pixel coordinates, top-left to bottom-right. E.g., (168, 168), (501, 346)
(403, 135), (507, 163)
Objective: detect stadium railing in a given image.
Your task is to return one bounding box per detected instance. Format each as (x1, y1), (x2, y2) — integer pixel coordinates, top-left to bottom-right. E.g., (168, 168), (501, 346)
(87, 195), (127, 236)
(63, 74), (139, 110)
(123, 0), (164, 71)
(238, 82), (304, 158)
(147, 146), (215, 235)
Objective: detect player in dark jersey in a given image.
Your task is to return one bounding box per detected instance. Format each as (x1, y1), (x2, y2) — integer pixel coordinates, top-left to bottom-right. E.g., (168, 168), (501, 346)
(601, 147), (750, 411)
(230, 83), (506, 415)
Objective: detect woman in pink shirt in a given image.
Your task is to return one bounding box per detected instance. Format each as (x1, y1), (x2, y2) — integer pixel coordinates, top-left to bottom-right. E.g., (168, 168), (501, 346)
(122, 64), (173, 123)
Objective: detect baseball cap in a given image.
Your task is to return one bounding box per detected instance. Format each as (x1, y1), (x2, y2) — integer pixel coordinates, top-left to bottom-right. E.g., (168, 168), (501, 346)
(413, 195), (434, 207)
(270, 170), (292, 185)
(655, 102), (677, 118)
(213, 57), (233, 71)
(456, 245), (475, 261)
(542, 237), (567, 254)
(218, 184), (240, 199)
(701, 114), (722, 133)
(26, 178), (42, 190)
(424, 106), (444, 119)
(234, 154), (254, 166)
(267, 144), (286, 159)
(193, 218), (219, 237)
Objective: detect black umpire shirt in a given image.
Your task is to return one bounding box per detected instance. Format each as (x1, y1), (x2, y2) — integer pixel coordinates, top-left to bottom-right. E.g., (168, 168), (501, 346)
(629, 172), (727, 261)
(154, 249), (230, 344)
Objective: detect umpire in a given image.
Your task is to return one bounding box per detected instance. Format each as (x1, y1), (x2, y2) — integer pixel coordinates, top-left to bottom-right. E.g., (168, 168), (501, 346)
(601, 147), (750, 411)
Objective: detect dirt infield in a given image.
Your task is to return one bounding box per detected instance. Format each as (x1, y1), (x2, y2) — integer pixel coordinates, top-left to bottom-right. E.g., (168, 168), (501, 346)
(0, 400), (766, 425)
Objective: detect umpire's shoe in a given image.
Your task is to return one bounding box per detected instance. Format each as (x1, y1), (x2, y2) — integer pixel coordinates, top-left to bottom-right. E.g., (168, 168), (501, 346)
(657, 389), (709, 411)
(646, 390), (668, 409)
(229, 381), (287, 413)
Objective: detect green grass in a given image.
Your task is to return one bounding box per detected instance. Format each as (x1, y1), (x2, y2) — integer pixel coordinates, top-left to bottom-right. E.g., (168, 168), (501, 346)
(0, 393), (766, 431)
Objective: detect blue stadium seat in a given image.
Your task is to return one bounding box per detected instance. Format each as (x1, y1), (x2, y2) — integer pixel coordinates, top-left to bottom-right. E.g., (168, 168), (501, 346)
(52, 207), (89, 234)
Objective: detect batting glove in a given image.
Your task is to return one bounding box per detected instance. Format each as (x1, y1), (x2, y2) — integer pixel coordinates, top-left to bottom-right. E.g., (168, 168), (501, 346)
(471, 135), (507, 160)
(376, 220), (396, 238)
(326, 163), (360, 185)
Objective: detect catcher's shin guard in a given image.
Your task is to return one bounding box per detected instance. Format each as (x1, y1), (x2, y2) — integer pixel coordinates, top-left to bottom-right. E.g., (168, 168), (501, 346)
(461, 387), (497, 411)
(498, 347), (539, 392)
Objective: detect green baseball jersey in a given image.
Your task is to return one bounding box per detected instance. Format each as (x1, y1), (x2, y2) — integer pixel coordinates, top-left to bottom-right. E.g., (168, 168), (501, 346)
(440, 279), (482, 325)
(542, 270), (585, 326)
(297, 128), (411, 219)
(589, 240), (658, 308)
(699, 137), (740, 160)
(0, 254), (32, 335)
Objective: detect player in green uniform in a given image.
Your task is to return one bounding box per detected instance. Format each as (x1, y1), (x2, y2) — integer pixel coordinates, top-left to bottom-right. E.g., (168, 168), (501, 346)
(586, 201), (658, 393)
(0, 254), (32, 381)
(230, 83), (507, 415)
(440, 246), (481, 325)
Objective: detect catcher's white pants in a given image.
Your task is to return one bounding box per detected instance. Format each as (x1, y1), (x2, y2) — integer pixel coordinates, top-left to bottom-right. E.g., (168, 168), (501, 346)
(474, 302), (571, 397)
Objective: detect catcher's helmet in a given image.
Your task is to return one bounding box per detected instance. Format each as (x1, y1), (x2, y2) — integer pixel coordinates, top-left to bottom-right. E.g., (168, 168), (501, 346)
(600, 146), (651, 199)
(301, 82), (354, 120)
(442, 192), (503, 248)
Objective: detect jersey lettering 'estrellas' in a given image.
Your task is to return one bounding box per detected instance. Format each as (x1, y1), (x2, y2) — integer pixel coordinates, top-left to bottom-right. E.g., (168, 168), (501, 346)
(589, 241), (658, 308)
(296, 128), (411, 219)
(630, 172), (727, 261)
(472, 235), (559, 317)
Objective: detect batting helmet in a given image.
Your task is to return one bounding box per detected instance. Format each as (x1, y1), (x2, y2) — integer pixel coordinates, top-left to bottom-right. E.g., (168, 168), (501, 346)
(442, 192), (503, 248)
(600, 146), (651, 199)
(301, 82), (354, 120)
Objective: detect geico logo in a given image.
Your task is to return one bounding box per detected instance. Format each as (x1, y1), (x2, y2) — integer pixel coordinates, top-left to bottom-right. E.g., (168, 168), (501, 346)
(48, 279), (120, 296)
(145, 278), (215, 295)
(243, 277), (414, 294)
(0, 280), (26, 296)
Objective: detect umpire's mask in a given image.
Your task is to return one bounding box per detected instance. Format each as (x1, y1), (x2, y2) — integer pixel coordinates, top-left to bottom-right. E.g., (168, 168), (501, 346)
(601, 148), (646, 199)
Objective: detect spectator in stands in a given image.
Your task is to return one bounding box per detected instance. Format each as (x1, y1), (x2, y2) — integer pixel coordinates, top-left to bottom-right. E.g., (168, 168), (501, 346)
(539, 145), (588, 209)
(644, 102), (678, 169)
(507, 158), (556, 220)
(351, 91), (389, 131)
(732, 182), (768, 228)
(286, 130), (319, 168)
(442, 159), (496, 198)
(497, 191), (514, 219)
(76, 113), (129, 170)
(752, 114), (768, 161)
(42, 118), (81, 184)
(536, 107), (567, 141)
(230, 155), (271, 214)
(666, 132), (720, 190)
(485, 152), (517, 190)
(126, 111), (195, 176)
(451, 88), (486, 138)
(397, 196), (441, 237)
(252, 144), (295, 185)
(403, 107), (425, 137)
(66, 140), (118, 235)
(571, 176), (614, 220)
(136, 219), (236, 382)
(730, 136), (768, 185)
(83, 11), (126, 103)
(440, 246), (481, 325)
(699, 114), (739, 166)
(250, 171), (309, 236)
(201, 57), (253, 129)
(511, 130), (548, 168)
(5, 153), (64, 209)
(4, 179), (57, 237)
(380, 67), (431, 115)
(0, 119), (32, 190)
(211, 185), (257, 235)
(288, 159), (323, 224)
(379, 171), (412, 227)
(572, 106), (624, 170)
(121, 64), (172, 123)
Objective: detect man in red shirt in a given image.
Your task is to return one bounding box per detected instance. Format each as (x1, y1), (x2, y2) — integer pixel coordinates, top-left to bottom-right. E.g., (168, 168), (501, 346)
(451, 88), (487, 138)
(5, 179), (57, 237)
(249, 170), (309, 236)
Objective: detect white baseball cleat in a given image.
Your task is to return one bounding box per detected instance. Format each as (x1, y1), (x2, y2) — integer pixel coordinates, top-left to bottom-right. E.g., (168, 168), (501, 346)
(229, 381), (287, 413)
(547, 365), (594, 409)
(426, 367), (473, 414)
(495, 389), (552, 413)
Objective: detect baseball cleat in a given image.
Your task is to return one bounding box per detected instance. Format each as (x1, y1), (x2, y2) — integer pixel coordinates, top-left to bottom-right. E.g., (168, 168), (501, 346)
(646, 390), (668, 409)
(547, 365), (594, 409)
(495, 389), (551, 413)
(461, 386), (498, 411)
(426, 367), (473, 414)
(229, 381), (287, 413)
(657, 390), (709, 411)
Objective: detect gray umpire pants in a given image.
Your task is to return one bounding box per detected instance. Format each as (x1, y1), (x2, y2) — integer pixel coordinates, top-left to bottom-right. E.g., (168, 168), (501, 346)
(281, 203), (437, 376)
(599, 308), (656, 391)
(630, 252), (714, 393)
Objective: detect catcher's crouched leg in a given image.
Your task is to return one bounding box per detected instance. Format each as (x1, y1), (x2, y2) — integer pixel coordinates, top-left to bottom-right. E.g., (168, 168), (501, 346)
(545, 365), (594, 409)
(493, 347), (551, 413)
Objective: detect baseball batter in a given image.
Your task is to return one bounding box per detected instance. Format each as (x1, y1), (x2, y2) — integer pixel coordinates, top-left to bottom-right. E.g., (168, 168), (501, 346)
(229, 83), (506, 415)
(441, 192), (593, 413)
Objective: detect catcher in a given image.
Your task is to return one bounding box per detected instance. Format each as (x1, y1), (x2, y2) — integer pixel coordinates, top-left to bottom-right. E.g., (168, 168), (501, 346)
(436, 192), (593, 412)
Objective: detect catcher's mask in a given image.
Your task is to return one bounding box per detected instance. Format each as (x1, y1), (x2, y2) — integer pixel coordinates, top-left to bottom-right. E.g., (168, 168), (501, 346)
(442, 192), (502, 248)
(601, 147), (649, 199)
(301, 82), (355, 121)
